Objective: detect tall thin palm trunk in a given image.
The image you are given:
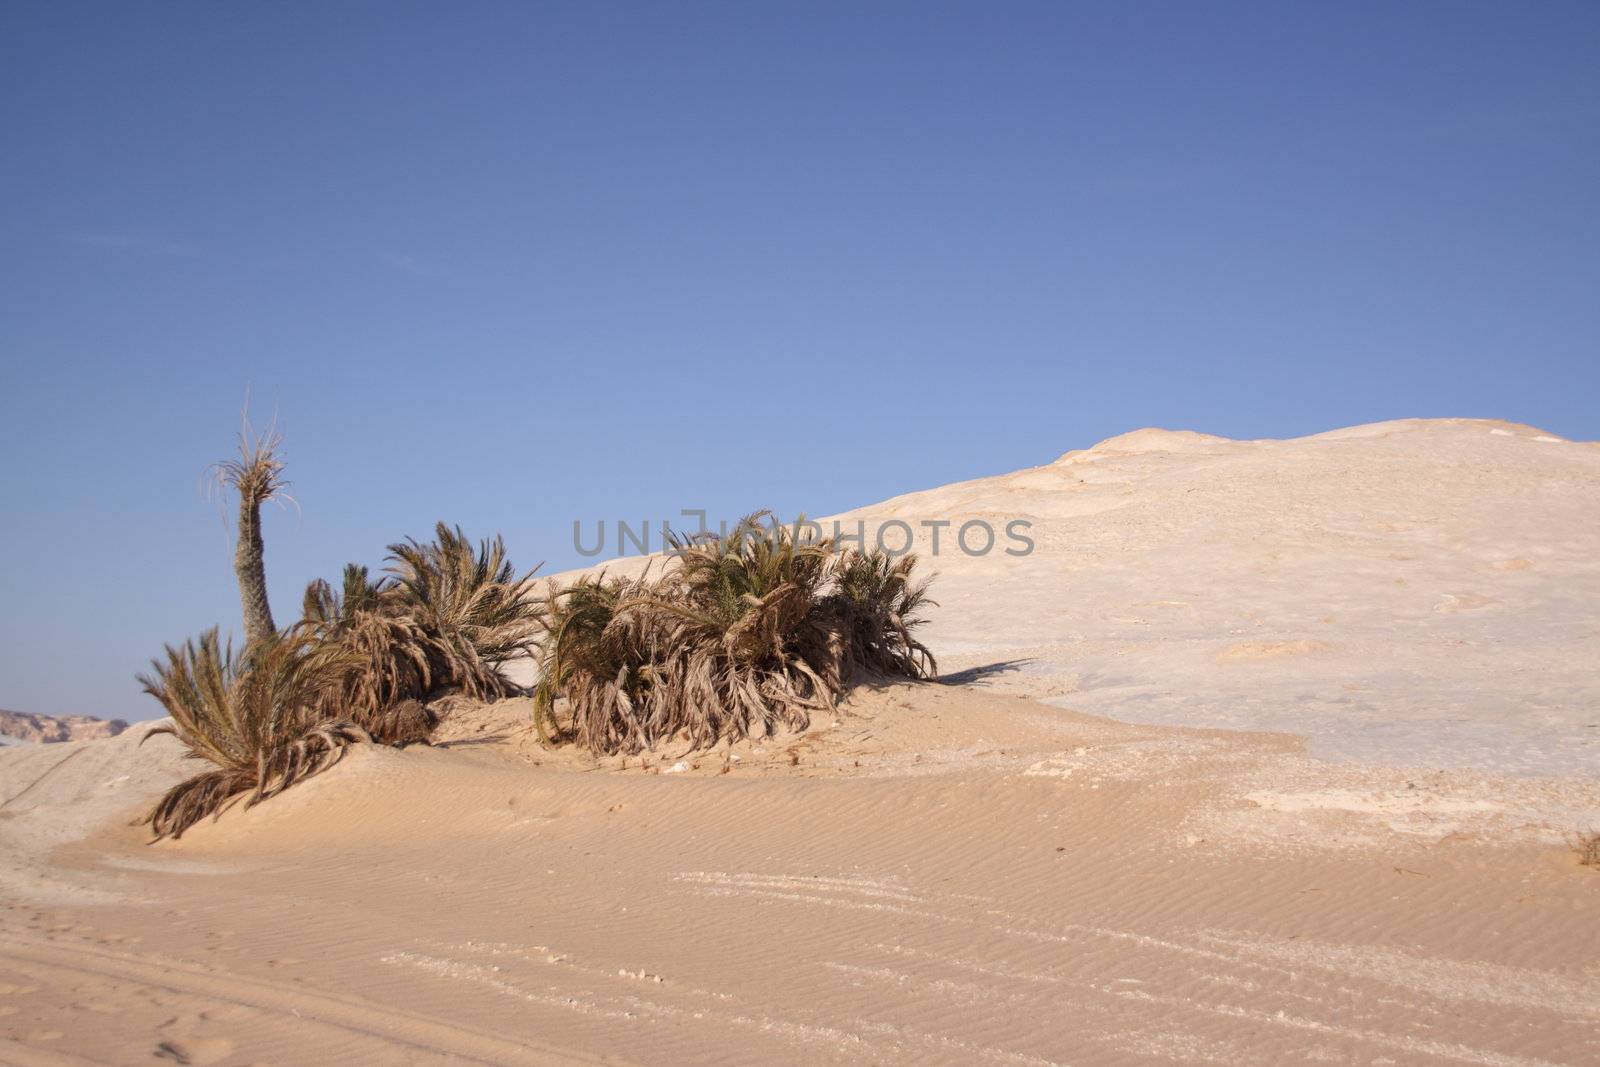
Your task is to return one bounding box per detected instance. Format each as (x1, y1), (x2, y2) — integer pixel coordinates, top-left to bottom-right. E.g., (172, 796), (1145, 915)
(234, 480), (276, 644)
(214, 421), (289, 646)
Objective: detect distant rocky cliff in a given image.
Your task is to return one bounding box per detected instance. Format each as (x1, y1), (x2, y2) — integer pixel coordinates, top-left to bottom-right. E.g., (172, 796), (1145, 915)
(0, 709), (129, 744)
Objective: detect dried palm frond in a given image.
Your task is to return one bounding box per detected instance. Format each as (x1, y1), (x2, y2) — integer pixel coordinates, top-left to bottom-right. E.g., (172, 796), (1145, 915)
(141, 766), (259, 842)
(137, 629), (362, 840)
(384, 523), (544, 702)
(296, 569), (439, 742)
(825, 548), (938, 679)
(209, 419), (290, 510)
(534, 513), (940, 758)
(533, 572), (661, 749)
(251, 718), (373, 804)
(359, 698), (436, 748)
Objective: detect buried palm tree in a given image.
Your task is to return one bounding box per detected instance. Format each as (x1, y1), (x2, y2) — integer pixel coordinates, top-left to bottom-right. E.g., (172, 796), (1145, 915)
(383, 523), (544, 701)
(534, 512), (938, 756)
(297, 526), (544, 742)
(140, 523), (543, 839)
(138, 629), (366, 840)
(823, 547), (937, 680)
(532, 571), (662, 750)
(646, 513), (845, 746)
(298, 563), (439, 746)
(133, 423), (346, 841)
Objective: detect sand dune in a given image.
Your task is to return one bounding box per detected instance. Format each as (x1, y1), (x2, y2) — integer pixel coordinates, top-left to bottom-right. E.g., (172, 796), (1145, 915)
(847, 417), (1600, 776)
(2, 418), (1597, 1064)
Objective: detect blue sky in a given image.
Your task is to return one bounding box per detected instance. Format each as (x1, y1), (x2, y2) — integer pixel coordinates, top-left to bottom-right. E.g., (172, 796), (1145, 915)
(2, 2), (1597, 721)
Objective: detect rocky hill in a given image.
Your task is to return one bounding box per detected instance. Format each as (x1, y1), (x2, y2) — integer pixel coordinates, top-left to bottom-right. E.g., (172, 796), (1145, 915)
(0, 709), (128, 744)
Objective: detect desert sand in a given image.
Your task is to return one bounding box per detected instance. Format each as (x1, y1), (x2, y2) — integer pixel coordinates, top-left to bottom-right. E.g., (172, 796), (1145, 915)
(2, 418), (1597, 1065)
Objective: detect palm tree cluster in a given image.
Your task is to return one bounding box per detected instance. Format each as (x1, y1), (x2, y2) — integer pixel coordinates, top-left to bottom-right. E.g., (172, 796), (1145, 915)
(137, 432), (937, 838)
(139, 431), (542, 839)
(534, 512), (936, 756)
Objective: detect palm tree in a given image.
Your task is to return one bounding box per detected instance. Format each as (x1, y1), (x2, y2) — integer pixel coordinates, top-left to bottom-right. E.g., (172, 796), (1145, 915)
(211, 420), (289, 646)
(295, 526), (545, 743)
(532, 572), (661, 749)
(647, 512), (843, 746)
(382, 523), (544, 701)
(297, 563), (438, 745)
(825, 548), (938, 680)
(138, 629), (364, 840)
(534, 512), (939, 757)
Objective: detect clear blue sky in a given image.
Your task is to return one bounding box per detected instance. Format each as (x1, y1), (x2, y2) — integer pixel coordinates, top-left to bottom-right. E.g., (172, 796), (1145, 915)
(2, 2), (1596, 721)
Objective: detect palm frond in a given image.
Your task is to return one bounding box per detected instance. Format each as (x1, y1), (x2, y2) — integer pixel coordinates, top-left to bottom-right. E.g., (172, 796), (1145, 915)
(136, 629), (360, 840)
(292, 527), (542, 744)
(534, 512), (934, 757)
(383, 523), (544, 701)
(208, 419), (290, 510)
(825, 548), (939, 679)
(533, 572), (660, 749)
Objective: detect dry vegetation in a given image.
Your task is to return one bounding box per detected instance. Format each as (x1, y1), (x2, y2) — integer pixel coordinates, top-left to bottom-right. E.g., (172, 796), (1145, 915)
(534, 512), (936, 755)
(138, 431), (544, 839)
(138, 629), (368, 839)
(299, 524), (543, 739)
(1577, 830), (1600, 868)
(136, 437), (937, 838)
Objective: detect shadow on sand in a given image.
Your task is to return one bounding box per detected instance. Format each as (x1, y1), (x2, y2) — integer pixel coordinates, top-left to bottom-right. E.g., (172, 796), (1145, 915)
(937, 658), (1035, 686)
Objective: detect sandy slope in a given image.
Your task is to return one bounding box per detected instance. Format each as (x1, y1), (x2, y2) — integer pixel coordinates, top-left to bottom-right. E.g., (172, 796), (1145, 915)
(843, 418), (1600, 777)
(2, 418), (1597, 1065)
